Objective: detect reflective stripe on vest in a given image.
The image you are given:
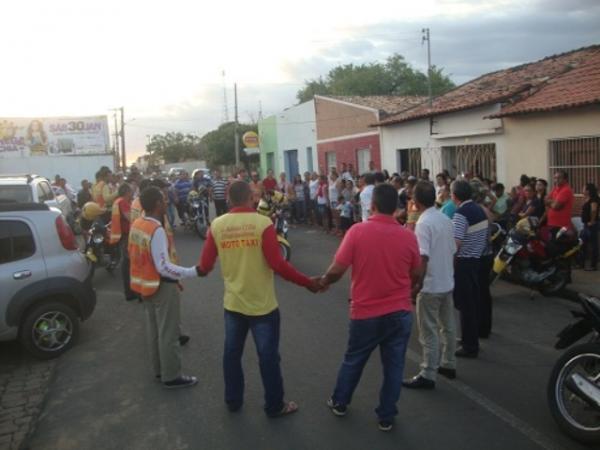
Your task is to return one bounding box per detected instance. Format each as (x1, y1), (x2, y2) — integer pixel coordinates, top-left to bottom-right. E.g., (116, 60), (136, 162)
(128, 218), (162, 297)
(109, 197), (124, 244)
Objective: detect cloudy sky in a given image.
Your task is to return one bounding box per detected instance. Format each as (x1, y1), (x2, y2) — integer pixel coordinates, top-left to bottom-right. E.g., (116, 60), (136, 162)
(2, 0), (599, 162)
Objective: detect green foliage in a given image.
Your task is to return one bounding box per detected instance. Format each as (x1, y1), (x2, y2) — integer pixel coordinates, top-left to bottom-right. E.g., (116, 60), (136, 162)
(296, 53), (455, 102)
(200, 122), (258, 167)
(146, 132), (202, 163)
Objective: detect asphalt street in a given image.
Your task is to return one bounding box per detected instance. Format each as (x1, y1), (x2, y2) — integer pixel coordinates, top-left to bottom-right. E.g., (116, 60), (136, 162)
(24, 224), (596, 450)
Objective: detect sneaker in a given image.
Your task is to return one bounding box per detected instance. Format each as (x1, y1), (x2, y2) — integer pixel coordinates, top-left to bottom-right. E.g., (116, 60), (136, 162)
(378, 420), (393, 432)
(163, 375), (198, 389)
(326, 398), (347, 417)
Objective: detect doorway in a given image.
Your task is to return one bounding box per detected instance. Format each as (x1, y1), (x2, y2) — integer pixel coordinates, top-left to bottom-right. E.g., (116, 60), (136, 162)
(284, 149), (299, 179)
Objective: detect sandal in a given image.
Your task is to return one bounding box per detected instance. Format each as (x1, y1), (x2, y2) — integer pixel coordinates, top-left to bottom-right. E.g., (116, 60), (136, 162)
(269, 401), (299, 418)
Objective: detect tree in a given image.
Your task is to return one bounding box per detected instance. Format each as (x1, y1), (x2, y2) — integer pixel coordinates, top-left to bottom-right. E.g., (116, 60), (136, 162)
(200, 122), (258, 168)
(296, 53), (455, 102)
(146, 132), (202, 163)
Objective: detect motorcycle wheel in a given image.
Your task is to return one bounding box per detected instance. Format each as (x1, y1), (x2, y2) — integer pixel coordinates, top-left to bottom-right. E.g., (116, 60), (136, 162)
(195, 220), (207, 240)
(540, 269), (568, 297)
(279, 242), (291, 261)
(547, 343), (600, 444)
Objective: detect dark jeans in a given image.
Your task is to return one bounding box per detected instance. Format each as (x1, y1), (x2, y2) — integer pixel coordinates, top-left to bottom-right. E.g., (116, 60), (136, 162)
(176, 202), (187, 221)
(478, 254), (494, 338)
(223, 309), (284, 416)
(293, 200), (306, 223)
(454, 258), (481, 353)
(332, 310), (412, 421)
(120, 238), (136, 300)
(579, 223), (599, 269)
(214, 199), (228, 217)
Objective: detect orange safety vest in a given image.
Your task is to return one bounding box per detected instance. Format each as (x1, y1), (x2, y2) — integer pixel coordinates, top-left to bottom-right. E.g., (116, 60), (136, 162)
(128, 197), (177, 262)
(128, 217), (174, 297)
(109, 197), (124, 244)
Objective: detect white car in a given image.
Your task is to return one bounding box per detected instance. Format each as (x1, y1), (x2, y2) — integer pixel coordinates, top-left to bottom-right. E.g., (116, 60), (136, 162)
(0, 174), (73, 219)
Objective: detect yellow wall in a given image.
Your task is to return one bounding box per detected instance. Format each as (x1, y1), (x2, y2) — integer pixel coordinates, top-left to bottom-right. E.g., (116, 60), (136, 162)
(503, 105), (600, 184)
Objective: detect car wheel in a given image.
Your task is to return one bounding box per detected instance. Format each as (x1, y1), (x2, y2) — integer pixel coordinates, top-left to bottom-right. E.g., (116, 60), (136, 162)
(19, 302), (80, 360)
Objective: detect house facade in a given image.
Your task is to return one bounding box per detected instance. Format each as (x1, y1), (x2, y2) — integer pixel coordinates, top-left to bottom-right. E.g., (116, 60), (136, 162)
(315, 95), (424, 174)
(377, 45), (600, 192)
(258, 100), (317, 180)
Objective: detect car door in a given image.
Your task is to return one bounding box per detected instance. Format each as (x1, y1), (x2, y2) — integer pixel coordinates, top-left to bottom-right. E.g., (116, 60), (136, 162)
(0, 218), (47, 338)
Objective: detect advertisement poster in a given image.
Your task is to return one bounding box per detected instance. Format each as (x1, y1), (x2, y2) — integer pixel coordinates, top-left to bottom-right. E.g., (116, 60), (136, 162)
(0, 116), (110, 158)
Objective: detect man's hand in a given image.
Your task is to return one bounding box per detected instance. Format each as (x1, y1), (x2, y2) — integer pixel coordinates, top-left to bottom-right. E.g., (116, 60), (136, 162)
(306, 277), (323, 293)
(195, 266), (207, 277)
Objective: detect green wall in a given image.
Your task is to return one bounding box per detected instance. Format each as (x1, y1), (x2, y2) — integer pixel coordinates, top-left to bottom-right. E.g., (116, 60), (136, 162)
(258, 115), (278, 177)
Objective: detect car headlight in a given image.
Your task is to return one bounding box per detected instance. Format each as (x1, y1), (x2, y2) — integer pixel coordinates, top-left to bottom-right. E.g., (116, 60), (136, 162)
(92, 234), (104, 244)
(505, 238), (522, 255)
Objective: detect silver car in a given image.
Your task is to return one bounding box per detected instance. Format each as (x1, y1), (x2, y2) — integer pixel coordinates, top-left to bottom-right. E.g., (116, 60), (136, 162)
(0, 202), (96, 359)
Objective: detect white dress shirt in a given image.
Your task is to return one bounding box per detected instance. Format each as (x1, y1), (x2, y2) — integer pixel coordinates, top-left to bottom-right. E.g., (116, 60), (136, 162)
(360, 184), (374, 222)
(145, 217), (197, 280)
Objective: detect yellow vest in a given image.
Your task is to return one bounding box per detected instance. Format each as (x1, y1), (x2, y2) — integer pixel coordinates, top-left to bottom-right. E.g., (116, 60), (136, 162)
(210, 211), (277, 316)
(129, 197), (177, 262)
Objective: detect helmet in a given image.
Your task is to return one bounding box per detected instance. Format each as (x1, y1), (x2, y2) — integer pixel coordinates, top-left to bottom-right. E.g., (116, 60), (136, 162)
(271, 190), (285, 205)
(257, 199), (271, 216)
(187, 190), (200, 201)
(82, 202), (106, 221)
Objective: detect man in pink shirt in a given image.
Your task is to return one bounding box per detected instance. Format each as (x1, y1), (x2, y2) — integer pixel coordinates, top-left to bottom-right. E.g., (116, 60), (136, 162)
(318, 183), (421, 432)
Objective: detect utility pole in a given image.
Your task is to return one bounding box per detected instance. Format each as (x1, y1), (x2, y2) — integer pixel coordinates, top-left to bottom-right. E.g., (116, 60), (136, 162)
(221, 70), (229, 123)
(120, 107), (126, 171)
(113, 112), (120, 171)
(234, 83), (240, 167)
(422, 28), (432, 107)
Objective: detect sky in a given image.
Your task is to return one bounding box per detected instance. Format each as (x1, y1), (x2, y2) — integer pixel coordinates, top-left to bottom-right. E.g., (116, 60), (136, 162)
(2, 0), (600, 163)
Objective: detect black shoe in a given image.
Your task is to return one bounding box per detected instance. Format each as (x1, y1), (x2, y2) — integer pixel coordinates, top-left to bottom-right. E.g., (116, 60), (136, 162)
(163, 375), (198, 389)
(455, 347), (478, 358)
(378, 420), (393, 432)
(327, 398), (348, 417)
(437, 367), (457, 379)
(179, 335), (190, 346)
(126, 294), (139, 302)
(402, 375), (435, 389)
(585, 267), (598, 272)
(227, 402), (243, 413)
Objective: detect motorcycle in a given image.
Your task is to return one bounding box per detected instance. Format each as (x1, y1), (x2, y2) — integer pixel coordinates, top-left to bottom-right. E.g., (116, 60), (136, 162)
(547, 292), (600, 444)
(84, 219), (120, 275)
(186, 190), (209, 239)
(258, 194), (291, 261)
(490, 217), (581, 296)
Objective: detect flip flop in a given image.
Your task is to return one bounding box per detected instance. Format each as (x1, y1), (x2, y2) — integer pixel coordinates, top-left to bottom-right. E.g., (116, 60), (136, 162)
(269, 401), (299, 418)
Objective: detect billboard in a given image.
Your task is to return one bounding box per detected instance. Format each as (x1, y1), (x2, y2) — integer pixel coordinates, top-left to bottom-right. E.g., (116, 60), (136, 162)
(0, 116), (110, 158)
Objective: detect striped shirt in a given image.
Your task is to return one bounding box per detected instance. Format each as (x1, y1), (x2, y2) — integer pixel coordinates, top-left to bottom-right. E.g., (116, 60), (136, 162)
(453, 200), (488, 259)
(211, 179), (229, 200)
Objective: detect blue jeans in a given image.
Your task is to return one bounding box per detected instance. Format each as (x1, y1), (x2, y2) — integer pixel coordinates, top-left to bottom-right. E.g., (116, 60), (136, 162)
(223, 309), (284, 415)
(332, 310), (412, 421)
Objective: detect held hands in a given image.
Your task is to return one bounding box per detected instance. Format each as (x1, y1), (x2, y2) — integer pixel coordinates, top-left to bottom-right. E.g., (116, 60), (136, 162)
(306, 276), (329, 294)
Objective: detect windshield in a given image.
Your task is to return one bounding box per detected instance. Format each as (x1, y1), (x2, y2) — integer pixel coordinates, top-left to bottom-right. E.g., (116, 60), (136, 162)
(0, 185), (34, 203)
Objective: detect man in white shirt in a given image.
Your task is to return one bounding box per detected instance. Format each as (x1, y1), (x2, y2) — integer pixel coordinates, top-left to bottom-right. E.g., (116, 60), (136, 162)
(341, 162), (353, 182)
(403, 181), (457, 389)
(359, 173), (375, 222)
(309, 172), (320, 224)
(129, 186), (204, 389)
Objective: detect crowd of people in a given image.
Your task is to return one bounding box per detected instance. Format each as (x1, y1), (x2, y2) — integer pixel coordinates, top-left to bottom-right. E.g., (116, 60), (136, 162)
(48, 161), (599, 432)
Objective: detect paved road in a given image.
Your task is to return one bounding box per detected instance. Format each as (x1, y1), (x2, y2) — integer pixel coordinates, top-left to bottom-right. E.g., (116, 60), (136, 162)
(24, 225), (593, 450)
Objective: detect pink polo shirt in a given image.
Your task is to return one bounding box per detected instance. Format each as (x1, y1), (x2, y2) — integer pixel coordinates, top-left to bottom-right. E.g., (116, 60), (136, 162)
(335, 214), (420, 320)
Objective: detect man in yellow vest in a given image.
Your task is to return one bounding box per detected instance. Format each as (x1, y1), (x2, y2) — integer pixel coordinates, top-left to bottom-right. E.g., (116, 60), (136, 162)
(129, 186), (203, 389)
(198, 181), (321, 416)
(109, 183), (136, 301)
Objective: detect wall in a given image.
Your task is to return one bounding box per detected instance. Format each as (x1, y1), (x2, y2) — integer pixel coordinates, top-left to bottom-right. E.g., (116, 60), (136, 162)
(314, 96), (379, 140)
(275, 100), (317, 177)
(258, 115), (278, 176)
(379, 104), (508, 181)
(317, 134), (380, 174)
(502, 105), (600, 185)
(0, 154), (115, 186)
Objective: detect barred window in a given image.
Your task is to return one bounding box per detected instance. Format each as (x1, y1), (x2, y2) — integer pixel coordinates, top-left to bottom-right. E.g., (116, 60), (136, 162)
(549, 136), (600, 195)
(396, 148), (422, 176)
(442, 144), (496, 180)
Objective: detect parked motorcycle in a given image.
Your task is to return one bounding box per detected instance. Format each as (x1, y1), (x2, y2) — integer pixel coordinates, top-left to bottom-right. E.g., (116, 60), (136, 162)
(84, 219), (120, 275)
(490, 217), (581, 296)
(547, 292), (600, 444)
(186, 190), (209, 239)
(258, 193), (291, 261)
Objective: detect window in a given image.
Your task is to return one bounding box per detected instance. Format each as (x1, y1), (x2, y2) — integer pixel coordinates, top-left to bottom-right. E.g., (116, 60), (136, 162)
(0, 221), (35, 264)
(357, 149), (371, 174)
(306, 147), (313, 173)
(326, 152), (337, 172)
(396, 148), (422, 175)
(0, 185), (33, 202)
(442, 144), (496, 180)
(40, 182), (54, 200)
(549, 136), (600, 195)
